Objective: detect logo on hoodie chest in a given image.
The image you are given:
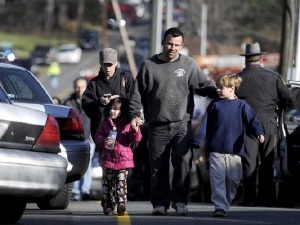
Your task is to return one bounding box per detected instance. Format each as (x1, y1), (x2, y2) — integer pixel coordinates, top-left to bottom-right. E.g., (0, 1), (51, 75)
(174, 68), (185, 77)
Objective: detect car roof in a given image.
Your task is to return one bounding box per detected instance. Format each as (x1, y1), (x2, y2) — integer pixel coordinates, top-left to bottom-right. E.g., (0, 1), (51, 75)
(58, 43), (79, 50)
(0, 62), (26, 70)
(34, 45), (52, 49)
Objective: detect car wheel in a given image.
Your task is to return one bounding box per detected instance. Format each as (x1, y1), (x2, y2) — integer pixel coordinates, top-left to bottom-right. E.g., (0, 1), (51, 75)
(0, 197), (26, 224)
(37, 183), (73, 210)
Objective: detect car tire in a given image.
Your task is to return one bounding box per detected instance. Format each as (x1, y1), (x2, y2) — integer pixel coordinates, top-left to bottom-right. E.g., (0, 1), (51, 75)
(0, 197), (26, 224)
(37, 182), (73, 210)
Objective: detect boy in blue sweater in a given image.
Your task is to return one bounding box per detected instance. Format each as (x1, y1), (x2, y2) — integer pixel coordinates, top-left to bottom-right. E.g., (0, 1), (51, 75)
(193, 73), (264, 217)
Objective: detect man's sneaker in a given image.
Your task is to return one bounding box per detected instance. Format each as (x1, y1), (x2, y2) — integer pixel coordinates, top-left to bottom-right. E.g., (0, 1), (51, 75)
(81, 192), (91, 201)
(152, 206), (167, 215)
(117, 203), (126, 216)
(104, 207), (114, 215)
(172, 203), (188, 215)
(214, 209), (227, 217)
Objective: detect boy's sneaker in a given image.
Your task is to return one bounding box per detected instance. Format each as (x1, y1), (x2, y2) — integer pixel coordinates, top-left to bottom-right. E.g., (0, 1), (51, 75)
(172, 203), (188, 215)
(117, 203), (126, 216)
(152, 206), (167, 215)
(214, 209), (227, 217)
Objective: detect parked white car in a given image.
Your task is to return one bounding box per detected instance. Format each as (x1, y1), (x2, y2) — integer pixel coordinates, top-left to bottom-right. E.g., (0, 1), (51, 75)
(0, 85), (68, 224)
(0, 62), (90, 211)
(56, 43), (82, 64)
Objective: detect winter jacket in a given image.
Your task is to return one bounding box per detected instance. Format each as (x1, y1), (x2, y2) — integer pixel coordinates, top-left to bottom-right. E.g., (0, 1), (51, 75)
(94, 117), (142, 170)
(236, 64), (294, 116)
(194, 98), (264, 156)
(82, 67), (134, 139)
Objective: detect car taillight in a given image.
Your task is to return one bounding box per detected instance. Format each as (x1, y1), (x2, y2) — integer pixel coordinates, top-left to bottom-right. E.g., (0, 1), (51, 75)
(33, 115), (60, 153)
(61, 108), (84, 137)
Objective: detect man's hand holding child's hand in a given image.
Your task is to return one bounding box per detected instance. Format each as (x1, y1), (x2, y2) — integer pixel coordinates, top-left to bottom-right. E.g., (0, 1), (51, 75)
(130, 116), (140, 133)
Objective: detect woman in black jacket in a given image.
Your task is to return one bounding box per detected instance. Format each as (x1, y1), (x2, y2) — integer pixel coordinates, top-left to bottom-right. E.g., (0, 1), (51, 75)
(82, 48), (134, 142)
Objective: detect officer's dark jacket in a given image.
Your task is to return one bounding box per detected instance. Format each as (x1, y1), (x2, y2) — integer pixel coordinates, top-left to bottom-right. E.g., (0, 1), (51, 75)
(236, 64), (294, 117)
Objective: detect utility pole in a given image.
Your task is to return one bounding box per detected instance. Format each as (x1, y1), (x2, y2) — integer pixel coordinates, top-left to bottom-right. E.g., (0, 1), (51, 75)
(294, 1), (300, 81)
(101, 0), (108, 48)
(165, 0), (173, 29)
(45, 0), (54, 31)
(200, 3), (207, 56)
(111, 0), (137, 77)
(151, 0), (163, 56)
(77, 0), (84, 41)
(279, 0), (297, 81)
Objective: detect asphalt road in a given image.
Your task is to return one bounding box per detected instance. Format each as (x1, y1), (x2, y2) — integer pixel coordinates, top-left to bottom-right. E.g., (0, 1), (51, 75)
(37, 48), (100, 101)
(20, 201), (300, 225)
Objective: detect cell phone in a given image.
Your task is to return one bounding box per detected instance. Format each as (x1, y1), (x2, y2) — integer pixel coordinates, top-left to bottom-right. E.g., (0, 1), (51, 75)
(103, 93), (112, 98)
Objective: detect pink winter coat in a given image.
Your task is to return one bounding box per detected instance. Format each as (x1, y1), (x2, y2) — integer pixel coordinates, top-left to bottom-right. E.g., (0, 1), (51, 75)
(94, 117), (142, 170)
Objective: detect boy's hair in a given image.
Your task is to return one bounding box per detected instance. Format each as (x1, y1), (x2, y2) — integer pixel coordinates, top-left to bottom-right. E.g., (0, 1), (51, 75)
(216, 73), (242, 90)
(103, 98), (129, 119)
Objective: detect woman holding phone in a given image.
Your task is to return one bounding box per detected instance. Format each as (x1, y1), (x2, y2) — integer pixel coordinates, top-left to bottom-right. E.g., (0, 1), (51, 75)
(82, 48), (134, 142)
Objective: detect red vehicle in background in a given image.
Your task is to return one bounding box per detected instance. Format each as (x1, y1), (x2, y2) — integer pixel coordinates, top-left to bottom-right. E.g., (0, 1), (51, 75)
(107, 0), (149, 29)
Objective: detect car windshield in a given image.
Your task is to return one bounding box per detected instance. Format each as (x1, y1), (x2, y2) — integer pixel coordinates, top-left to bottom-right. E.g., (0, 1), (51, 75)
(0, 85), (11, 103)
(284, 87), (300, 123)
(0, 67), (52, 103)
(34, 46), (51, 52)
(81, 30), (98, 38)
(60, 47), (74, 52)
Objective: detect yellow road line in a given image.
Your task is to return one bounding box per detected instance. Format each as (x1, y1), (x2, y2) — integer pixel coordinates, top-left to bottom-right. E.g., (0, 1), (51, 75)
(98, 201), (131, 225)
(118, 212), (131, 225)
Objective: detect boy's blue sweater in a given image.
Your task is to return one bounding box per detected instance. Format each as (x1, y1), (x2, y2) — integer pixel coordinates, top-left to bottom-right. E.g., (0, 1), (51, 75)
(194, 98), (264, 156)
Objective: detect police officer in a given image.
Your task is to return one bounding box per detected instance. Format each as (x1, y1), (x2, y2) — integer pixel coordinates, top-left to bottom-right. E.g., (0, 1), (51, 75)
(236, 42), (294, 206)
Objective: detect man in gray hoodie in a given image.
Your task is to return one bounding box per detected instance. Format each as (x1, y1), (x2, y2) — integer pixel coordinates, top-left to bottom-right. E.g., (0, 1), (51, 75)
(129, 27), (218, 216)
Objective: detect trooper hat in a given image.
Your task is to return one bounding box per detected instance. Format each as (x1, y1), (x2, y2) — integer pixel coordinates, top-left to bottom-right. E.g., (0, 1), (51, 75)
(99, 48), (118, 64)
(240, 42), (267, 56)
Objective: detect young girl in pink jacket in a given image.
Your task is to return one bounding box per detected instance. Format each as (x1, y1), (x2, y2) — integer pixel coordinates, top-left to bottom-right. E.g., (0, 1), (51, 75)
(94, 98), (142, 216)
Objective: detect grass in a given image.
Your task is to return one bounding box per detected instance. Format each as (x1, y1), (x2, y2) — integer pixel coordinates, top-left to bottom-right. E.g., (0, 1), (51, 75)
(0, 31), (77, 58)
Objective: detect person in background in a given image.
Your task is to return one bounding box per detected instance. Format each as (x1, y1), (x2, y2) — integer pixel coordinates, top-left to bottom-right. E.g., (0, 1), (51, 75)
(52, 96), (61, 104)
(47, 61), (61, 89)
(94, 98), (142, 216)
(82, 48), (134, 143)
(129, 27), (218, 216)
(193, 73), (264, 217)
(63, 77), (96, 201)
(236, 42), (294, 207)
